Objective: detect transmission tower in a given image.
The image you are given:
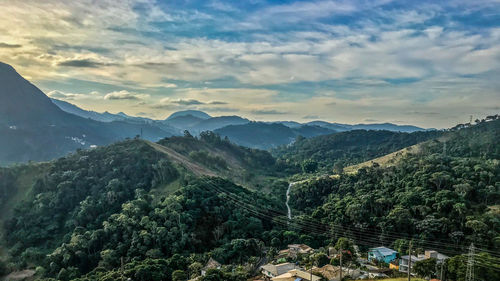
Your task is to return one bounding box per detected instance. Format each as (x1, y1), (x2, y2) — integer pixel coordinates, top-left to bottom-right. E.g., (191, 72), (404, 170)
(466, 243), (475, 281)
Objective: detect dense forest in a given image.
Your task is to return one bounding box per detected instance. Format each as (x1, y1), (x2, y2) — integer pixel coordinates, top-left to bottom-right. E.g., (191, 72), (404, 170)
(0, 120), (499, 281)
(273, 129), (443, 173)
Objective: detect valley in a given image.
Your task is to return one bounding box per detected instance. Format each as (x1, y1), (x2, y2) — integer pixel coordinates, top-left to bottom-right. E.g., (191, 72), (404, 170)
(0, 64), (498, 281)
(0, 114), (498, 281)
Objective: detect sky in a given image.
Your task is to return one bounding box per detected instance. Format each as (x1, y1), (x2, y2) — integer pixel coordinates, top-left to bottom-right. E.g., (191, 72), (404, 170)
(0, 0), (499, 128)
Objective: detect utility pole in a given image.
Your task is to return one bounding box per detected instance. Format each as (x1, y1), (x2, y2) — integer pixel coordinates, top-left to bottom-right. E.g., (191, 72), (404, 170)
(440, 260), (445, 281)
(339, 246), (343, 281)
(408, 241), (412, 281)
(466, 243), (475, 281)
(310, 262), (313, 281)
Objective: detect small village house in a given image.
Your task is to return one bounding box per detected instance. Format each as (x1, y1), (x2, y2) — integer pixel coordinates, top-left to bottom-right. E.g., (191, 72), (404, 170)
(399, 254), (426, 273)
(288, 244), (314, 254)
(367, 246), (398, 263)
(278, 244), (314, 259)
(201, 258), (221, 276)
(260, 263), (297, 278)
(313, 264), (361, 281)
(399, 250), (449, 274)
(271, 269), (322, 281)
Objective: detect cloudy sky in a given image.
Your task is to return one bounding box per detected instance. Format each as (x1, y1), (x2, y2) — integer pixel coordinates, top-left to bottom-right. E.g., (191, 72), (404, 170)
(1, 0), (499, 128)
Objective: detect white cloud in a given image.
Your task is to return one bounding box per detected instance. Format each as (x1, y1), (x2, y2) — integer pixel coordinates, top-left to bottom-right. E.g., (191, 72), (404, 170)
(104, 90), (149, 100)
(47, 90), (101, 100)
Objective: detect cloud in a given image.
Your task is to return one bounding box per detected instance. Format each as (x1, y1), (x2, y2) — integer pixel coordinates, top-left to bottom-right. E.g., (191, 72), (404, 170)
(251, 109), (288, 115)
(58, 59), (111, 68)
(208, 101), (228, 105)
(207, 0), (238, 12)
(303, 115), (321, 119)
(0, 0), (499, 128)
(207, 107), (239, 112)
(0, 42), (22, 48)
(48, 90), (101, 100)
(48, 90), (76, 99)
(136, 112), (155, 117)
(104, 90), (149, 100)
(171, 99), (205, 105)
(408, 111), (441, 116)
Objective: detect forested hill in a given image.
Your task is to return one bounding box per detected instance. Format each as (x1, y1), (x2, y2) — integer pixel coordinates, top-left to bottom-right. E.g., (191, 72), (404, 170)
(153, 131), (285, 189)
(0, 119), (498, 281)
(289, 119), (500, 257)
(272, 129), (443, 172)
(0, 136), (287, 280)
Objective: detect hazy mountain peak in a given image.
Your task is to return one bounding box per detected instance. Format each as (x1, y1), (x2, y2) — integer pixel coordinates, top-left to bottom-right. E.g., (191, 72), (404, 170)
(166, 110), (211, 120)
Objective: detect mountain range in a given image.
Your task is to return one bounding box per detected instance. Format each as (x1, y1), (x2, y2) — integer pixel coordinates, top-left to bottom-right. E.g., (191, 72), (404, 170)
(1, 62), (429, 165)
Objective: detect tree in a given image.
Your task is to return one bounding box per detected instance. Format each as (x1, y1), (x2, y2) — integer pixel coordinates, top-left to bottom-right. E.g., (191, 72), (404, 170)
(188, 262), (203, 278)
(301, 159), (318, 173)
(201, 269), (224, 281)
(333, 162), (344, 174)
(267, 247), (278, 261)
(413, 258), (437, 278)
(0, 260), (8, 276)
(447, 255), (467, 281)
(172, 270), (188, 281)
(312, 252), (329, 267)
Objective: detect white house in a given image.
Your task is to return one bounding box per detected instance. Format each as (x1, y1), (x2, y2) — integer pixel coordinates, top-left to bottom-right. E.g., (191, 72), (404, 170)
(399, 250), (449, 273)
(261, 263), (297, 278)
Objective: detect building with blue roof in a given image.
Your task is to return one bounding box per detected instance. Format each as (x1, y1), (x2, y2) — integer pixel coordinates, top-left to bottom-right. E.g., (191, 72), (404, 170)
(368, 246), (398, 263)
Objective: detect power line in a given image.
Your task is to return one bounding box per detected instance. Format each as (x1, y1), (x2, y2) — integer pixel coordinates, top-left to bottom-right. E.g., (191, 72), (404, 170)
(202, 179), (500, 258)
(199, 179), (500, 268)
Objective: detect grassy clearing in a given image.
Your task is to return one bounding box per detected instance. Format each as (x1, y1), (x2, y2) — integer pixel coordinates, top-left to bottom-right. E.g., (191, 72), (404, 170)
(343, 143), (422, 174)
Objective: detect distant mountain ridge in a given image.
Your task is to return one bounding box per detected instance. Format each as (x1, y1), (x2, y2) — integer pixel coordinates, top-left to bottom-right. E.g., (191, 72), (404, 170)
(214, 122), (335, 149)
(51, 98), (141, 123)
(166, 110), (211, 120)
(51, 98), (428, 134)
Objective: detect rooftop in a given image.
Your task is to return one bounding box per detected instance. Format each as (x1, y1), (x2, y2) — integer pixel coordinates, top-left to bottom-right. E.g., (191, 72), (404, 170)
(370, 246), (398, 256)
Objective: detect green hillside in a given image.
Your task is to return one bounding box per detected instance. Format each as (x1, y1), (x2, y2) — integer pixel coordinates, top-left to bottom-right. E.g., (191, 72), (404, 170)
(0, 120), (499, 281)
(288, 120), (500, 253)
(272, 129), (442, 173)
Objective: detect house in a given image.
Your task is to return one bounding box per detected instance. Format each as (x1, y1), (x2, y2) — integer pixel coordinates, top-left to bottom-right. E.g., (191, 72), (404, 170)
(399, 254), (425, 273)
(368, 247), (398, 263)
(288, 244), (314, 254)
(313, 264), (361, 281)
(399, 250), (449, 273)
(424, 250), (449, 263)
(271, 269), (322, 281)
(278, 244), (314, 259)
(261, 263), (297, 278)
(201, 258), (221, 276)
